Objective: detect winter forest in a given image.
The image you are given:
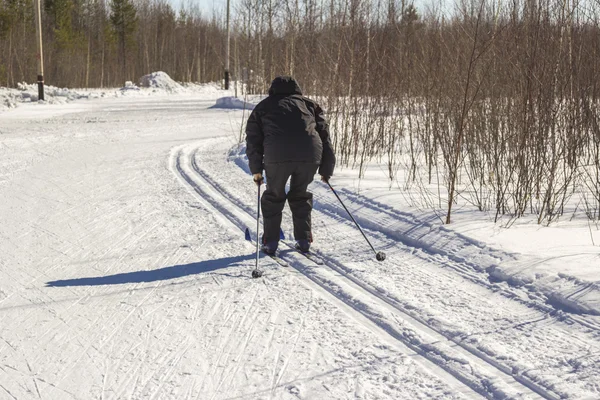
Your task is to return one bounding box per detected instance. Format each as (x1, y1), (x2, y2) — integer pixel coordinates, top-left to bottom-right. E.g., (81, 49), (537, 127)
(2, 0), (600, 225)
(2, 1), (600, 398)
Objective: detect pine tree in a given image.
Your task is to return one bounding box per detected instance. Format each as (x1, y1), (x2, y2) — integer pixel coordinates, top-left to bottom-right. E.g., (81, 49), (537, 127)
(49, 0), (76, 50)
(109, 0), (136, 81)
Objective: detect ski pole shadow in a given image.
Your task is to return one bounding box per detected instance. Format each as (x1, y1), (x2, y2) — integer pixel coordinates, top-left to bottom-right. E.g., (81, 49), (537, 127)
(46, 254), (253, 287)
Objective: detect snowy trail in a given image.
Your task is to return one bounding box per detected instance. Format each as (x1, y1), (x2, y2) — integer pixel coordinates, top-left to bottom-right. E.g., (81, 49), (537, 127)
(173, 145), (485, 398)
(173, 141), (556, 400)
(0, 94), (493, 399)
(186, 137), (600, 399)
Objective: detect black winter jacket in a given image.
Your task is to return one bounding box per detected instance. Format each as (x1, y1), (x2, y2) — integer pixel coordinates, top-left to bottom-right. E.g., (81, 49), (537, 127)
(245, 76), (335, 177)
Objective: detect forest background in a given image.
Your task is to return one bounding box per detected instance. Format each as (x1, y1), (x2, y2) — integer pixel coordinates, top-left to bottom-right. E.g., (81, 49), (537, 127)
(1, 0), (599, 225)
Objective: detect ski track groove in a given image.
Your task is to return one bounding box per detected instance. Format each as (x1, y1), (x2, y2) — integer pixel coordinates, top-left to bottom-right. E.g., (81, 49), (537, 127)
(126, 251), (193, 397)
(25, 360), (42, 399)
(148, 340), (194, 400)
(200, 295), (238, 397)
(46, 282), (163, 396)
(1, 197), (154, 333)
(268, 343), (282, 400)
(321, 189), (600, 332)
(190, 143), (553, 397)
(195, 139), (600, 398)
(101, 356), (109, 400)
(229, 144), (600, 334)
(191, 140), (600, 400)
(0, 383), (18, 400)
(285, 242), (560, 399)
(224, 311), (258, 394)
(137, 331), (185, 396)
(172, 144), (512, 399)
(38, 239), (188, 398)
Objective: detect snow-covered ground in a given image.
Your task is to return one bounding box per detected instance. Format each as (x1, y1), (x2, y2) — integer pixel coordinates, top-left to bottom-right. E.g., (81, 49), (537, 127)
(0, 71), (221, 112)
(1, 79), (599, 399)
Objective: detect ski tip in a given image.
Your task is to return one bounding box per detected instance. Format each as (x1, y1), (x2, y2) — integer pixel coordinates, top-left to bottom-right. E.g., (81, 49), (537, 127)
(244, 228), (251, 241)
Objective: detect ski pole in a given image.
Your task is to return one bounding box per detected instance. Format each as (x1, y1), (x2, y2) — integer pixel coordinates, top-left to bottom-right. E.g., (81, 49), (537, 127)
(252, 179), (264, 278)
(326, 181), (386, 262)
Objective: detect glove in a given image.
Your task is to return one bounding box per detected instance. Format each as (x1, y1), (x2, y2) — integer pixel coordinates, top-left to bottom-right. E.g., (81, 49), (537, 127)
(253, 173), (264, 185)
(320, 175), (330, 183)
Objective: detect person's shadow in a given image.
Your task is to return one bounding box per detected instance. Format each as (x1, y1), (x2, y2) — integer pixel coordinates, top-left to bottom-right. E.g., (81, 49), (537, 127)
(46, 255), (253, 287)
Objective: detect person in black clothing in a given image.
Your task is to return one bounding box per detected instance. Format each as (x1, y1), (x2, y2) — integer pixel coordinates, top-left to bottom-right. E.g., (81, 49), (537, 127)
(245, 76), (335, 254)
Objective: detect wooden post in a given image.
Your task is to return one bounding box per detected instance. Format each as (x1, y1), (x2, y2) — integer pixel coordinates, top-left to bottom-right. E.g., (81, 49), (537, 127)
(34, 0), (44, 100)
(225, 0), (231, 90)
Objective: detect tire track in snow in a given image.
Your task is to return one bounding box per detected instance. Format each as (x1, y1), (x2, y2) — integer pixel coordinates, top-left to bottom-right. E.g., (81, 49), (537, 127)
(171, 143), (545, 400)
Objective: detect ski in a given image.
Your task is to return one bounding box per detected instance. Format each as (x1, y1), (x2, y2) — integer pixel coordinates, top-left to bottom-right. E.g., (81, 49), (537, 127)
(265, 251), (289, 268)
(289, 242), (324, 265)
(245, 228), (324, 270)
(245, 227), (290, 275)
(298, 251), (324, 266)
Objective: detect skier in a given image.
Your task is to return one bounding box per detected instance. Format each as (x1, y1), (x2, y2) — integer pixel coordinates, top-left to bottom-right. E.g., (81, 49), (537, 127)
(245, 76), (335, 255)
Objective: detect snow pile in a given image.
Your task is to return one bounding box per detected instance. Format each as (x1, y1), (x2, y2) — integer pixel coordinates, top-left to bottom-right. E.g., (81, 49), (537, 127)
(182, 81), (216, 90)
(211, 96), (255, 110)
(0, 83), (100, 111)
(0, 73), (231, 113)
(120, 81), (140, 92)
(138, 71), (183, 92)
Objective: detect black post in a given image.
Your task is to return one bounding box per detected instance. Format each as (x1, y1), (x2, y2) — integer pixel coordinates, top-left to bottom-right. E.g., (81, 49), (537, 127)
(37, 75), (44, 101)
(224, 70), (230, 90)
(34, 0), (45, 101)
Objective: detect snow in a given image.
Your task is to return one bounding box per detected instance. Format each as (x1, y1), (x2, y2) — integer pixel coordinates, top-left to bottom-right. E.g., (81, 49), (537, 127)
(139, 71), (184, 92)
(0, 71), (223, 113)
(211, 96), (255, 110)
(0, 81), (599, 399)
(324, 165), (600, 317)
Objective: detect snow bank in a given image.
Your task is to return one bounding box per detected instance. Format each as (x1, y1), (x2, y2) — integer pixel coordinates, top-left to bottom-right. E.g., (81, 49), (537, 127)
(1, 72), (228, 113)
(211, 96), (255, 110)
(0, 83), (99, 111)
(121, 81), (140, 92)
(138, 71), (183, 92)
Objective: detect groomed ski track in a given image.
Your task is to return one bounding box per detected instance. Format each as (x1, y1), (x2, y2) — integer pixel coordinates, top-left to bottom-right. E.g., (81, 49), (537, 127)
(171, 142), (559, 400)
(3, 94), (598, 399)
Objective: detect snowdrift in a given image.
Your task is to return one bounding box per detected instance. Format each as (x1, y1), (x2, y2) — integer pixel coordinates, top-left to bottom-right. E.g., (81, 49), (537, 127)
(210, 97), (255, 110)
(138, 71), (183, 92)
(0, 82), (101, 111)
(1, 72), (224, 112)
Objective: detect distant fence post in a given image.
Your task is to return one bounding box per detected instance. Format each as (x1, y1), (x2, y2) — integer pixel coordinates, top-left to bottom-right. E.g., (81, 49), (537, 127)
(224, 0), (231, 90)
(34, 0), (44, 101)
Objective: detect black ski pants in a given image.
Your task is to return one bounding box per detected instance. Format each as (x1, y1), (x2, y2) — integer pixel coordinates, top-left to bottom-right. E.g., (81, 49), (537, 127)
(262, 162), (319, 244)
